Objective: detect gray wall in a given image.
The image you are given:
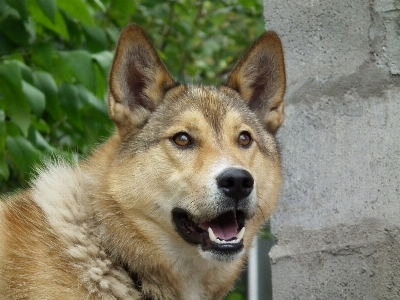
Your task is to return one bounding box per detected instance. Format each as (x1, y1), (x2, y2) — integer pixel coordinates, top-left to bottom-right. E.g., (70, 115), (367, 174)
(264, 0), (400, 299)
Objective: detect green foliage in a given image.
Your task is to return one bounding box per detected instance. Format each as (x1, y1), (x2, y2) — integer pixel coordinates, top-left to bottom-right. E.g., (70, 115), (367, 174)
(226, 286), (247, 300)
(261, 225), (275, 241)
(226, 292), (246, 300)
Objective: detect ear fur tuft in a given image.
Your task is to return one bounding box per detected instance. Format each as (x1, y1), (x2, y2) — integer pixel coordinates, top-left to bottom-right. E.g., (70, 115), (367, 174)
(226, 31), (286, 134)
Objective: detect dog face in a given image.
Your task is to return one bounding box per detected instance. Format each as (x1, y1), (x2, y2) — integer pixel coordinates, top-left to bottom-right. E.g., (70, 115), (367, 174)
(104, 25), (285, 263)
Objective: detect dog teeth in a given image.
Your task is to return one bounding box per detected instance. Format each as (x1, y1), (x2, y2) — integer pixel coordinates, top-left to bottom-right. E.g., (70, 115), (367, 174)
(208, 227), (218, 242)
(236, 227), (245, 241)
(207, 227), (246, 244)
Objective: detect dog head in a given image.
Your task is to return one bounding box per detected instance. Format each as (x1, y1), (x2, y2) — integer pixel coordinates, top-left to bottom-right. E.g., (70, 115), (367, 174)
(104, 24), (285, 263)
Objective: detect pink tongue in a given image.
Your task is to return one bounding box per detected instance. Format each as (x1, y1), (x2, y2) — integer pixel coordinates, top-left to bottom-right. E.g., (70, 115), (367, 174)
(199, 212), (238, 240)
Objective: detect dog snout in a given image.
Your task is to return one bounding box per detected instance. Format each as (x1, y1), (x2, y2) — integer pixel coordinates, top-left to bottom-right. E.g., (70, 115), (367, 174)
(216, 168), (254, 202)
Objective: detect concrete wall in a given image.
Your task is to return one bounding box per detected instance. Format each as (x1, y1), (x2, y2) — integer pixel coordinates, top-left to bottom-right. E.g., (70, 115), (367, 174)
(264, 0), (400, 299)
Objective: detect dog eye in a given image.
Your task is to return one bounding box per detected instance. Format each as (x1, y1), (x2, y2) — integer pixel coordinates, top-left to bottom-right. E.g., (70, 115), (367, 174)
(172, 133), (192, 148)
(238, 131), (252, 148)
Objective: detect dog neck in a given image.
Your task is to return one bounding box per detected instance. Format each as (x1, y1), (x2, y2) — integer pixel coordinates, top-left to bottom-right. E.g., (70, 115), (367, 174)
(102, 227), (244, 300)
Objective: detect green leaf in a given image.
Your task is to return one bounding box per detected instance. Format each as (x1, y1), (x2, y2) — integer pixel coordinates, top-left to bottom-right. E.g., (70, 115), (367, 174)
(0, 15), (33, 46)
(33, 118), (50, 134)
(0, 156), (9, 180)
(22, 80), (46, 116)
(0, 33), (15, 56)
(60, 50), (96, 93)
(29, 3), (69, 40)
(31, 128), (54, 151)
(5, 122), (21, 137)
(225, 292), (245, 300)
(47, 54), (74, 83)
(19, 62), (34, 84)
(36, 0), (57, 22)
(92, 51), (113, 75)
(106, 27), (120, 44)
(61, 10), (83, 46)
(77, 85), (107, 115)
(58, 84), (83, 129)
(58, 0), (94, 26)
(8, 106), (31, 137)
(93, 62), (107, 98)
(0, 109), (5, 152)
(31, 43), (54, 69)
(83, 25), (108, 52)
(0, 0), (9, 16)
(108, 0), (136, 26)
(33, 71), (61, 119)
(0, 61), (22, 90)
(6, 136), (42, 174)
(5, 0), (28, 20)
(238, 0), (259, 9)
(260, 227), (275, 241)
(0, 61), (31, 136)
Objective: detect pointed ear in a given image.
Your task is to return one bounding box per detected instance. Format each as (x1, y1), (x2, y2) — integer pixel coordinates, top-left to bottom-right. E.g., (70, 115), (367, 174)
(226, 31), (286, 134)
(108, 24), (176, 135)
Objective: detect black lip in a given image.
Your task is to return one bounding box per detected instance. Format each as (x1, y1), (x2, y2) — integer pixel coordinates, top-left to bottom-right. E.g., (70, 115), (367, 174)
(172, 208), (245, 254)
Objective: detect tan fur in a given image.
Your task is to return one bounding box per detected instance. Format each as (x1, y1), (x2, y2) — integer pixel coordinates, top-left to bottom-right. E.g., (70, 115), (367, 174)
(0, 24), (286, 300)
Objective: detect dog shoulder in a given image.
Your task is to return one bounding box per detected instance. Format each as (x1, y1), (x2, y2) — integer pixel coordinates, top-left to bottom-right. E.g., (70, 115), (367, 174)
(32, 162), (89, 223)
(0, 163), (88, 295)
(0, 189), (81, 297)
(0, 161), (142, 298)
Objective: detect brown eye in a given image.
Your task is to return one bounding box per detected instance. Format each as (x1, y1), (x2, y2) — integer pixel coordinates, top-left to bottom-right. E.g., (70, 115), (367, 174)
(238, 131), (252, 148)
(173, 133), (192, 148)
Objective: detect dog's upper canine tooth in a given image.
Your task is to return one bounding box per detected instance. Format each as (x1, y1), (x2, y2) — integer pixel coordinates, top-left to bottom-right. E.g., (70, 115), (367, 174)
(208, 228), (217, 242)
(235, 227), (245, 241)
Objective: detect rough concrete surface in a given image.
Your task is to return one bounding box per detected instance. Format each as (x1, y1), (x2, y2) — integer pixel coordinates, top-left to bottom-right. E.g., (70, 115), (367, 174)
(264, 0), (372, 85)
(372, 0), (400, 75)
(264, 0), (400, 299)
(274, 65), (400, 231)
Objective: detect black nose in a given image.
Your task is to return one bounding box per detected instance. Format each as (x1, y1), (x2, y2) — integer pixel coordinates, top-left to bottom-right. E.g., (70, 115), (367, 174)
(217, 168), (254, 201)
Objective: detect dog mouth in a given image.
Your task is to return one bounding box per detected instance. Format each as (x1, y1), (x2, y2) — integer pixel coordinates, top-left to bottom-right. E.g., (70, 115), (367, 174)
(172, 208), (246, 253)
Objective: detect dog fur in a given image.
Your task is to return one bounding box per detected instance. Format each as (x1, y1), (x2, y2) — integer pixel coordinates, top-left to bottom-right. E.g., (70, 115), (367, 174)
(0, 24), (286, 300)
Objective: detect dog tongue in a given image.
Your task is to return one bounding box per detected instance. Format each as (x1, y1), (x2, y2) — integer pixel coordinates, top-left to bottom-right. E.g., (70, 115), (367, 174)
(199, 211), (238, 240)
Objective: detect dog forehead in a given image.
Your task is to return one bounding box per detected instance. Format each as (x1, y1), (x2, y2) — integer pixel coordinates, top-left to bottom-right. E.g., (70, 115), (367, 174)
(161, 85), (248, 131)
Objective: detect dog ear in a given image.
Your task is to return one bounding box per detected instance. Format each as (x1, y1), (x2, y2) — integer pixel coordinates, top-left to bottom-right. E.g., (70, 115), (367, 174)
(226, 32), (286, 134)
(108, 24), (176, 135)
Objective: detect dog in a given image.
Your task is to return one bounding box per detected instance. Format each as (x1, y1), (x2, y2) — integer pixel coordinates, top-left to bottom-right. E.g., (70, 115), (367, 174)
(0, 24), (286, 300)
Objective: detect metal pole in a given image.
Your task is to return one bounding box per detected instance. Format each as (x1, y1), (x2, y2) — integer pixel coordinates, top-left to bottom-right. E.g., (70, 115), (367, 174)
(248, 236), (259, 300)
